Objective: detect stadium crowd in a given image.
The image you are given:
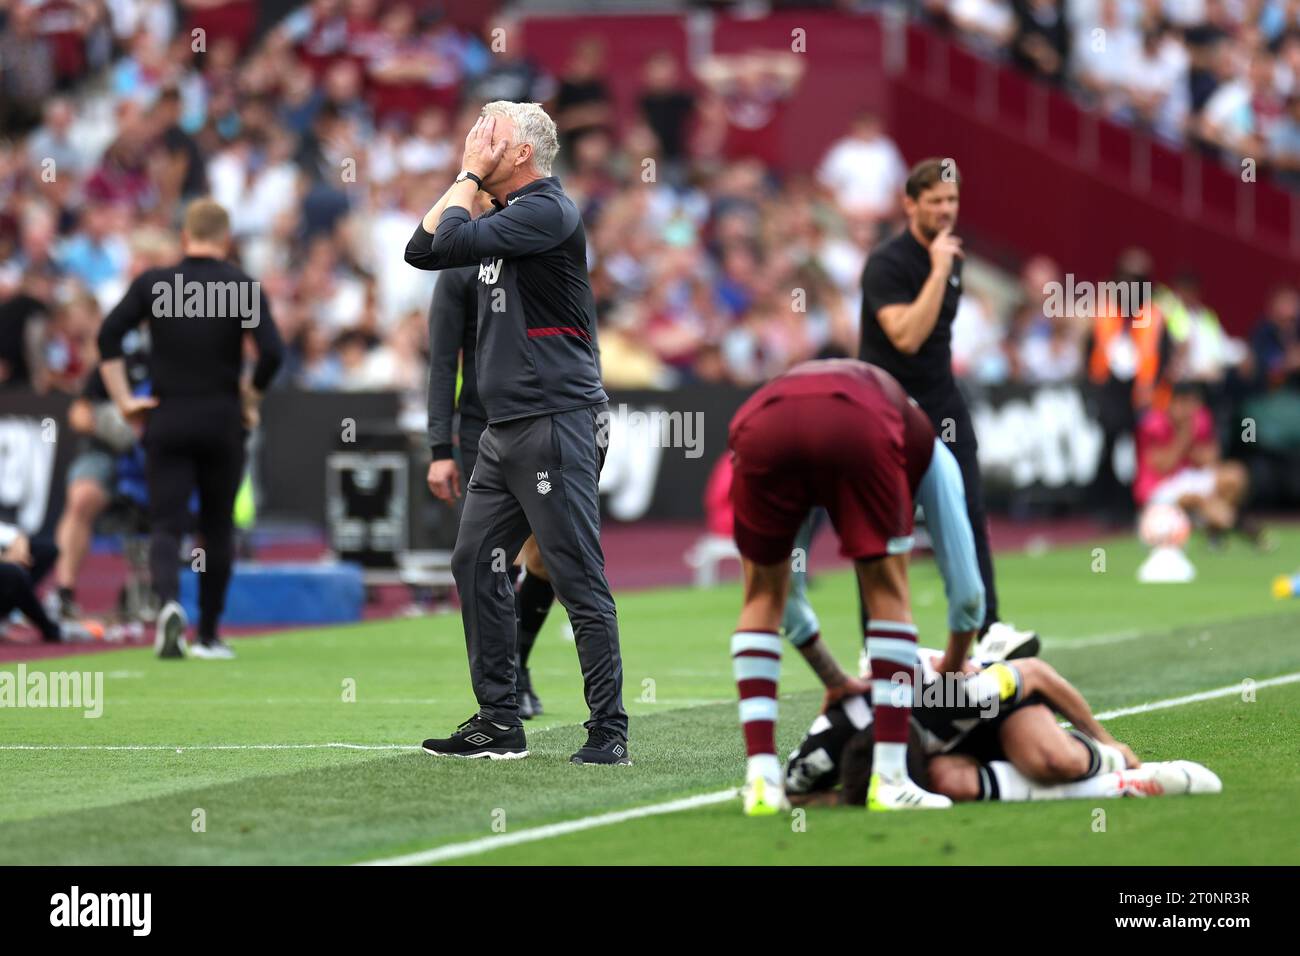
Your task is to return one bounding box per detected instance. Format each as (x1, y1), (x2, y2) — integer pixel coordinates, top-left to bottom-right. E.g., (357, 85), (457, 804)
(2, 0), (1298, 403)
(0, 0), (1295, 642)
(927, 0), (1300, 181)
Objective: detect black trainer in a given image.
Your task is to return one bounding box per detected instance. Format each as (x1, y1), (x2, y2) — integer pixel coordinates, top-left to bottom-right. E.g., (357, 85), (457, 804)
(570, 728), (631, 765)
(422, 715), (528, 760)
(516, 663), (544, 720)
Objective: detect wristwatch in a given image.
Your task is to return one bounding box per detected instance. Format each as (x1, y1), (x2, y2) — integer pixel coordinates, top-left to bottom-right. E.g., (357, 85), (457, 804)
(455, 170), (483, 189)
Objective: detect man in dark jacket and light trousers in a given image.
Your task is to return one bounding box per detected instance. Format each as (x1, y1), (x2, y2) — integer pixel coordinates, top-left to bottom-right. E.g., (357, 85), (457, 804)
(405, 101), (629, 765)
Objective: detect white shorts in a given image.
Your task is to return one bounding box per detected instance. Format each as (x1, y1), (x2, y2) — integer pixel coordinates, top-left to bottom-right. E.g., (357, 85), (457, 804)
(1149, 467), (1217, 506)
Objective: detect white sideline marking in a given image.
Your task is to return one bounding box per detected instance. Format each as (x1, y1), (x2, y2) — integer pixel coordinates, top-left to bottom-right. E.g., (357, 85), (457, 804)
(358, 789), (738, 866)
(1047, 630), (1143, 649)
(12, 675), (1293, 756)
(358, 669), (1300, 866)
(1092, 671), (1300, 721)
(0, 743), (416, 752)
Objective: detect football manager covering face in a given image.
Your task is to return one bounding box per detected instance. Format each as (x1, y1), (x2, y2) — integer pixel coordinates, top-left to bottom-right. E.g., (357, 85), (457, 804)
(405, 101), (629, 765)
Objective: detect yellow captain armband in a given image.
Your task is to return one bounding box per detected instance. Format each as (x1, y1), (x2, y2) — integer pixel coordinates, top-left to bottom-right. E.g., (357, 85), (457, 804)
(984, 662), (1020, 703)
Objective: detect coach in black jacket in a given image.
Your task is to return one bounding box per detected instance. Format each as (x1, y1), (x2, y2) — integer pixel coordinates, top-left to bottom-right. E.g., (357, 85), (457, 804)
(406, 102), (628, 764)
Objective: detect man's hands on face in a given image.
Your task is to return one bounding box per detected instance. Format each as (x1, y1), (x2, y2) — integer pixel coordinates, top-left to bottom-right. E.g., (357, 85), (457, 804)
(461, 115), (508, 181)
(427, 459), (462, 503)
(928, 226), (963, 279)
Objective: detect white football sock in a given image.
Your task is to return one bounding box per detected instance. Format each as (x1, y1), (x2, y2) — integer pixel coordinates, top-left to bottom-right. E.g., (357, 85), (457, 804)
(872, 742), (908, 782)
(989, 760), (1135, 801)
(746, 753), (781, 783)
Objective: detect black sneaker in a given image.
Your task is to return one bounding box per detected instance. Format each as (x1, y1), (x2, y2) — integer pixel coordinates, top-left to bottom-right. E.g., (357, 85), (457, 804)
(570, 728), (631, 765)
(422, 715), (528, 760)
(516, 663), (544, 720)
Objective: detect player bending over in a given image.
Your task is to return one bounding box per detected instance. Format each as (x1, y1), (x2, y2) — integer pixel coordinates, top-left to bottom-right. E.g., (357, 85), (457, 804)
(728, 358), (957, 815)
(786, 647), (1221, 805)
(780, 394), (1021, 693)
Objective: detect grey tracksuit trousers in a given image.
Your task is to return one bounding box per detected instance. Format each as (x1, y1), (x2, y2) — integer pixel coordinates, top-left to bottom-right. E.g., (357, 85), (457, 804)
(451, 402), (626, 736)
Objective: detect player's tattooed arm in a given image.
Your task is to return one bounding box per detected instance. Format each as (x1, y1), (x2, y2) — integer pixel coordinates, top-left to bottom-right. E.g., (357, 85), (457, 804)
(790, 639), (863, 691)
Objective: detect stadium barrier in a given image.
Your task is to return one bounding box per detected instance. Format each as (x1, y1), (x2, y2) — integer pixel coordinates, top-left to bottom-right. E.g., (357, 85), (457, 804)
(3, 384), (1162, 537)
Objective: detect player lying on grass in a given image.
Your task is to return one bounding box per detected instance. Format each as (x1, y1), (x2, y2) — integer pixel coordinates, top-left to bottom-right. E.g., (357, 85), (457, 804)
(784, 645), (1222, 806)
(728, 358), (958, 815)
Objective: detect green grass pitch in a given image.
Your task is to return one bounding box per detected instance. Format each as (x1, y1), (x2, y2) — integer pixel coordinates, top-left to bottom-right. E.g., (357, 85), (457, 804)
(2, 529), (1298, 865)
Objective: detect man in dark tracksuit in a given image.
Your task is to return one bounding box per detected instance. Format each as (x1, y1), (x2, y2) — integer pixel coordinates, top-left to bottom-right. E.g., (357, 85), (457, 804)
(425, 263), (558, 719)
(406, 103), (628, 764)
(98, 199), (283, 660)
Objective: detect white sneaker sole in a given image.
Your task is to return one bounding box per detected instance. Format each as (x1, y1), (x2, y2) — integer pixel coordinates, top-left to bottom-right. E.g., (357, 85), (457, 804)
(190, 647), (236, 660)
(154, 604), (186, 658)
(421, 747), (529, 760)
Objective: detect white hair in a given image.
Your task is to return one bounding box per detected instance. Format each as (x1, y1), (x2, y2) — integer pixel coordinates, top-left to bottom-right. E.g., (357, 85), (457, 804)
(482, 101), (559, 176)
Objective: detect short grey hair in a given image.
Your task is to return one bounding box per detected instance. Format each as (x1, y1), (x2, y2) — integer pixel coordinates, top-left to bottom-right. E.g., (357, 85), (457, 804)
(482, 101), (559, 176)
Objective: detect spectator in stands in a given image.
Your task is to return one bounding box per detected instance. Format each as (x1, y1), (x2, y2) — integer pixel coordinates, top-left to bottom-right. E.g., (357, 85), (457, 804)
(0, 4), (57, 136)
(41, 287), (99, 394)
(275, 0), (348, 76)
(1118, 26), (1190, 141)
(467, 14), (556, 105)
(26, 98), (91, 181)
(110, 27), (179, 106)
(291, 321), (345, 390)
(84, 101), (156, 210)
(1006, 254), (1070, 383)
(152, 86), (208, 207)
(554, 37), (614, 157)
(945, 0), (1017, 56)
(1249, 283), (1300, 391)
(1010, 0), (1070, 85)
(1071, 0), (1143, 111)
(1135, 381), (1270, 548)
(638, 52), (696, 170)
(56, 202), (131, 307)
(951, 287), (1010, 384)
(1270, 93), (1300, 186)
(596, 301), (676, 389)
(697, 50), (805, 169)
(817, 112), (907, 224)
(1157, 270), (1240, 386)
(1201, 47), (1285, 158)
(0, 279), (50, 391)
(362, 2), (467, 124)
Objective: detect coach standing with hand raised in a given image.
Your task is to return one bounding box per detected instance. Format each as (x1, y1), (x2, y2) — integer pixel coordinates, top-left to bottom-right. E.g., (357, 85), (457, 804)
(406, 102), (628, 765)
(860, 159), (1033, 649)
